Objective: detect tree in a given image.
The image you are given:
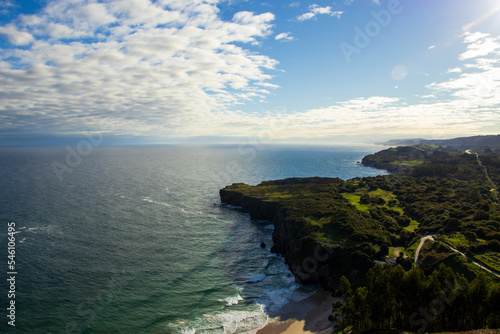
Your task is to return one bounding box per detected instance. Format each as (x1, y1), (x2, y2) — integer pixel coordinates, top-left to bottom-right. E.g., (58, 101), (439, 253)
(468, 273), (488, 328)
(377, 244), (389, 260)
(330, 276), (351, 333)
(486, 284), (500, 328)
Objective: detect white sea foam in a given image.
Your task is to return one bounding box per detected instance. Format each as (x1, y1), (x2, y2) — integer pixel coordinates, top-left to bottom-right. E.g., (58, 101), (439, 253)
(171, 304), (269, 334)
(221, 294), (243, 307)
(141, 197), (172, 208)
(179, 328), (195, 334)
(24, 225), (53, 234)
(141, 197), (202, 216)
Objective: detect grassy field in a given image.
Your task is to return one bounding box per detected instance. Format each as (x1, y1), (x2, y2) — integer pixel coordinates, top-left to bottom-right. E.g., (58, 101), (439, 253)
(404, 219), (420, 232)
(341, 187), (420, 232)
(405, 238), (421, 260)
(441, 232), (471, 248)
(341, 193), (370, 212)
(388, 246), (405, 258)
(474, 253), (500, 273)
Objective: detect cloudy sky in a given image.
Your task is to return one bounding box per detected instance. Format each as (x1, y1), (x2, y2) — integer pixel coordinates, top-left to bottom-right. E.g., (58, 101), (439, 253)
(0, 0), (499, 145)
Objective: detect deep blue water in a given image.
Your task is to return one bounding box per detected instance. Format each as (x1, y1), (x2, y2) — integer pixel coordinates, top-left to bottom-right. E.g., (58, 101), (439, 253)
(0, 145), (387, 334)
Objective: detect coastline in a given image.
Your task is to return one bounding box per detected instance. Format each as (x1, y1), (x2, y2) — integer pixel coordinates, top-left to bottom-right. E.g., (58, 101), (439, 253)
(257, 290), (336, 334)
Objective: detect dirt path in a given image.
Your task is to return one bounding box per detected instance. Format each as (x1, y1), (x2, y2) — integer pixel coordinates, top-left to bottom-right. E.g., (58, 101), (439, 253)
(414, 234), (500, 278)
(474, 152), (499, 204)
(441, 241), (500, 279)
(414, 235), (434, 264)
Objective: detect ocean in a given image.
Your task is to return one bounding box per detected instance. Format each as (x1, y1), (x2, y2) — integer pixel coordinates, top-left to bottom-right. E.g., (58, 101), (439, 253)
(0, 144), (387, 334)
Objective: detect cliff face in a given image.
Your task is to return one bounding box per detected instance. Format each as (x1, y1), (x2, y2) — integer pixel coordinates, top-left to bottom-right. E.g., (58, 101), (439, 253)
(220, 186), (283, 221)
(220, 186), (308, 277)
(220, 182), (359, 289)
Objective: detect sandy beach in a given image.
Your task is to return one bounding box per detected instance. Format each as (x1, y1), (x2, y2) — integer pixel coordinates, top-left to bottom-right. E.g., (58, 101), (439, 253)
(256, 290), (337, 334)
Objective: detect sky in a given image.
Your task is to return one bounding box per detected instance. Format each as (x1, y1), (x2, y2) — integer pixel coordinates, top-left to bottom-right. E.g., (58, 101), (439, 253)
(0, 0), (499, 146)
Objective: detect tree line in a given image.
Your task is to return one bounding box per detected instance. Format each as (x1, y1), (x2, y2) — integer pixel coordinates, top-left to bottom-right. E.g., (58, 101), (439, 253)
(330, 263), (500, 333)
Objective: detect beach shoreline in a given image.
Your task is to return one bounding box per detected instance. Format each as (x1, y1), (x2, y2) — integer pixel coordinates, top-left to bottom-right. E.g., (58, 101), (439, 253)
(257, 290), (337, 334)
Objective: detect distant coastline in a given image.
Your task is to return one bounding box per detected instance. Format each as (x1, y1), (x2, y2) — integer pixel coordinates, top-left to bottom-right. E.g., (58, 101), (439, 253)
(377, 134), (500, 148)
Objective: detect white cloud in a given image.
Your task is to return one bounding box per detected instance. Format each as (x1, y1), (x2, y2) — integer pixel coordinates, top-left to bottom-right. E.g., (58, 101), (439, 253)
(289, 1), (300, 7)
(429, 33), (500, 113)
(311, 5), (332, 15)
(233, 11), (274, 25)
(0, 24), (34, 45)
(331, 11), (343, 18)
(0, 0), (14, 6)
(297, 12), (315, 21)
(448, 67), (462, 73)
(428, 45), (436, 50)
(297, 4), (342, 21)
(459, 32), (500, 60)
(1, 1), (499, 143)
(0, 0), (278, 137)
(275, 32), (294, 42)
(0, 0), (15, 14)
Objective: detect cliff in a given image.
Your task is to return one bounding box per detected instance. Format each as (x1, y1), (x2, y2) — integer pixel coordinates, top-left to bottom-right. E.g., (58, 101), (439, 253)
(220, 179), (336, 287)
(220, 178), (395, 289)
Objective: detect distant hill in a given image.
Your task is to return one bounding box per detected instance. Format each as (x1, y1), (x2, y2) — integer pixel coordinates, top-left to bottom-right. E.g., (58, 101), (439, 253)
(380, 138), (425, 146)
(381, 135), (500, 148)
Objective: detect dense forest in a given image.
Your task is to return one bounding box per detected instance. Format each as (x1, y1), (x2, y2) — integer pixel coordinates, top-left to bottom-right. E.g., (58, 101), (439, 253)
(330, 264), (500, 333)
(333, 145), (500, 333)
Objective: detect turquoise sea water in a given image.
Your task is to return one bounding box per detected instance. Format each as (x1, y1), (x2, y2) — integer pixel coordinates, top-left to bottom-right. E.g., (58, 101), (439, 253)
(0, 145), (387, 334)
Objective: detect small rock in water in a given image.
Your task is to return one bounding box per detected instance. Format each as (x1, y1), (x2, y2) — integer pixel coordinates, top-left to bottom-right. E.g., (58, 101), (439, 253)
(260, 242), (266, 248)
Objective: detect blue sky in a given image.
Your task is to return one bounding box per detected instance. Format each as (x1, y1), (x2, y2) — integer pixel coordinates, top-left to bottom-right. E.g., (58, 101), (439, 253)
(0, 0), (499, 145)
